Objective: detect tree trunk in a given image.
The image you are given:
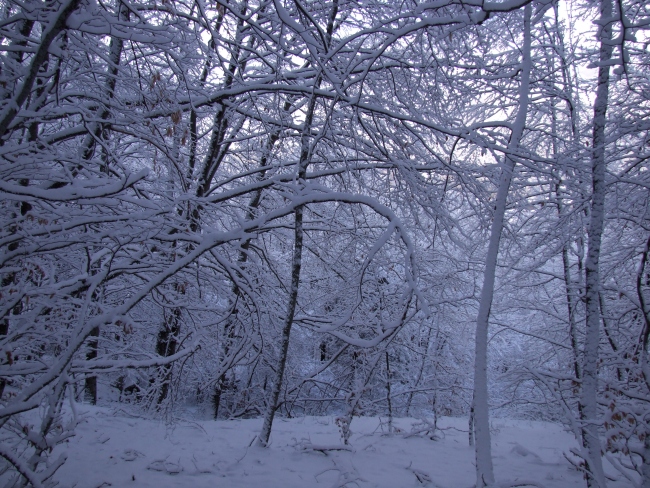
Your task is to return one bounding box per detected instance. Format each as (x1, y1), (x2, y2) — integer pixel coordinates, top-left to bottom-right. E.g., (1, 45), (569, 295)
(579, 0), (613, 484)
(385, 351), (393, 433)
(472, 6), (531, 487)
(256, 93), (316, 444)
(213, 97), (294, 419)
(84, 327), (99, 404)
(256, 0), (339, 446)
(256, 198), (304, 446)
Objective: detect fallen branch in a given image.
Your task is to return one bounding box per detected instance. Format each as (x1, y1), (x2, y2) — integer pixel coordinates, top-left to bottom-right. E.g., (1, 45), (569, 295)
(407, 462), (433, 485)
(299, 442), (355, 453)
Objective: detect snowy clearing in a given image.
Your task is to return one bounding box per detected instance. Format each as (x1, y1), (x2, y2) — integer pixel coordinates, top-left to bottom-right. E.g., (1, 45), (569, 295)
(39, 406), (633, 488)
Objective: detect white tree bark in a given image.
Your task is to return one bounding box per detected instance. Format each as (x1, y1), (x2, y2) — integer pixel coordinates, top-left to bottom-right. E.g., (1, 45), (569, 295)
(579, 0), (613, 484)
(473, 6), (531, 487)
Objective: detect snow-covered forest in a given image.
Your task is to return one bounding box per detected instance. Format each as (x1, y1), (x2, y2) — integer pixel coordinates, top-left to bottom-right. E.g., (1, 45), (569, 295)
(0, 0), (648, 485)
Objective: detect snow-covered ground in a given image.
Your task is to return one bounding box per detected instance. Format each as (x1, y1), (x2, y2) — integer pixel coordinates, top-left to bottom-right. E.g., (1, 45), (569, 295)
(46, 406), (632, 488)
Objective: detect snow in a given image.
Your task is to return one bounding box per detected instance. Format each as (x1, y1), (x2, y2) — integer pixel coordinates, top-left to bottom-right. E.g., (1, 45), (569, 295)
(38, 405), (634, 488)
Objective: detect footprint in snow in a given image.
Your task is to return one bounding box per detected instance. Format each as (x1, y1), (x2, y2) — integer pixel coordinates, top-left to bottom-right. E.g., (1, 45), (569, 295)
(147, 460), (183, 474)
(121, 449), (144, 462)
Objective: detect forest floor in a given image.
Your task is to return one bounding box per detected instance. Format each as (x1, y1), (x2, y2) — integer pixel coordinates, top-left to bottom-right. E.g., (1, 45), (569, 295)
(47, 405), (634, 488)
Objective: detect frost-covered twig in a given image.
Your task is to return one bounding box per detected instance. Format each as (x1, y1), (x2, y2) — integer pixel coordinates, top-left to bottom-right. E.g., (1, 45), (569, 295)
(0, 443), (45, 488)
(604, 453), (641, 487)
(404, 417), (438, 440)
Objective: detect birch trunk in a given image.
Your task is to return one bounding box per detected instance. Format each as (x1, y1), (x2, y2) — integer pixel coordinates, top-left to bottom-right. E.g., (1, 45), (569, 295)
(579, 0), (613, 484)
(473, 6), (531, 487)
